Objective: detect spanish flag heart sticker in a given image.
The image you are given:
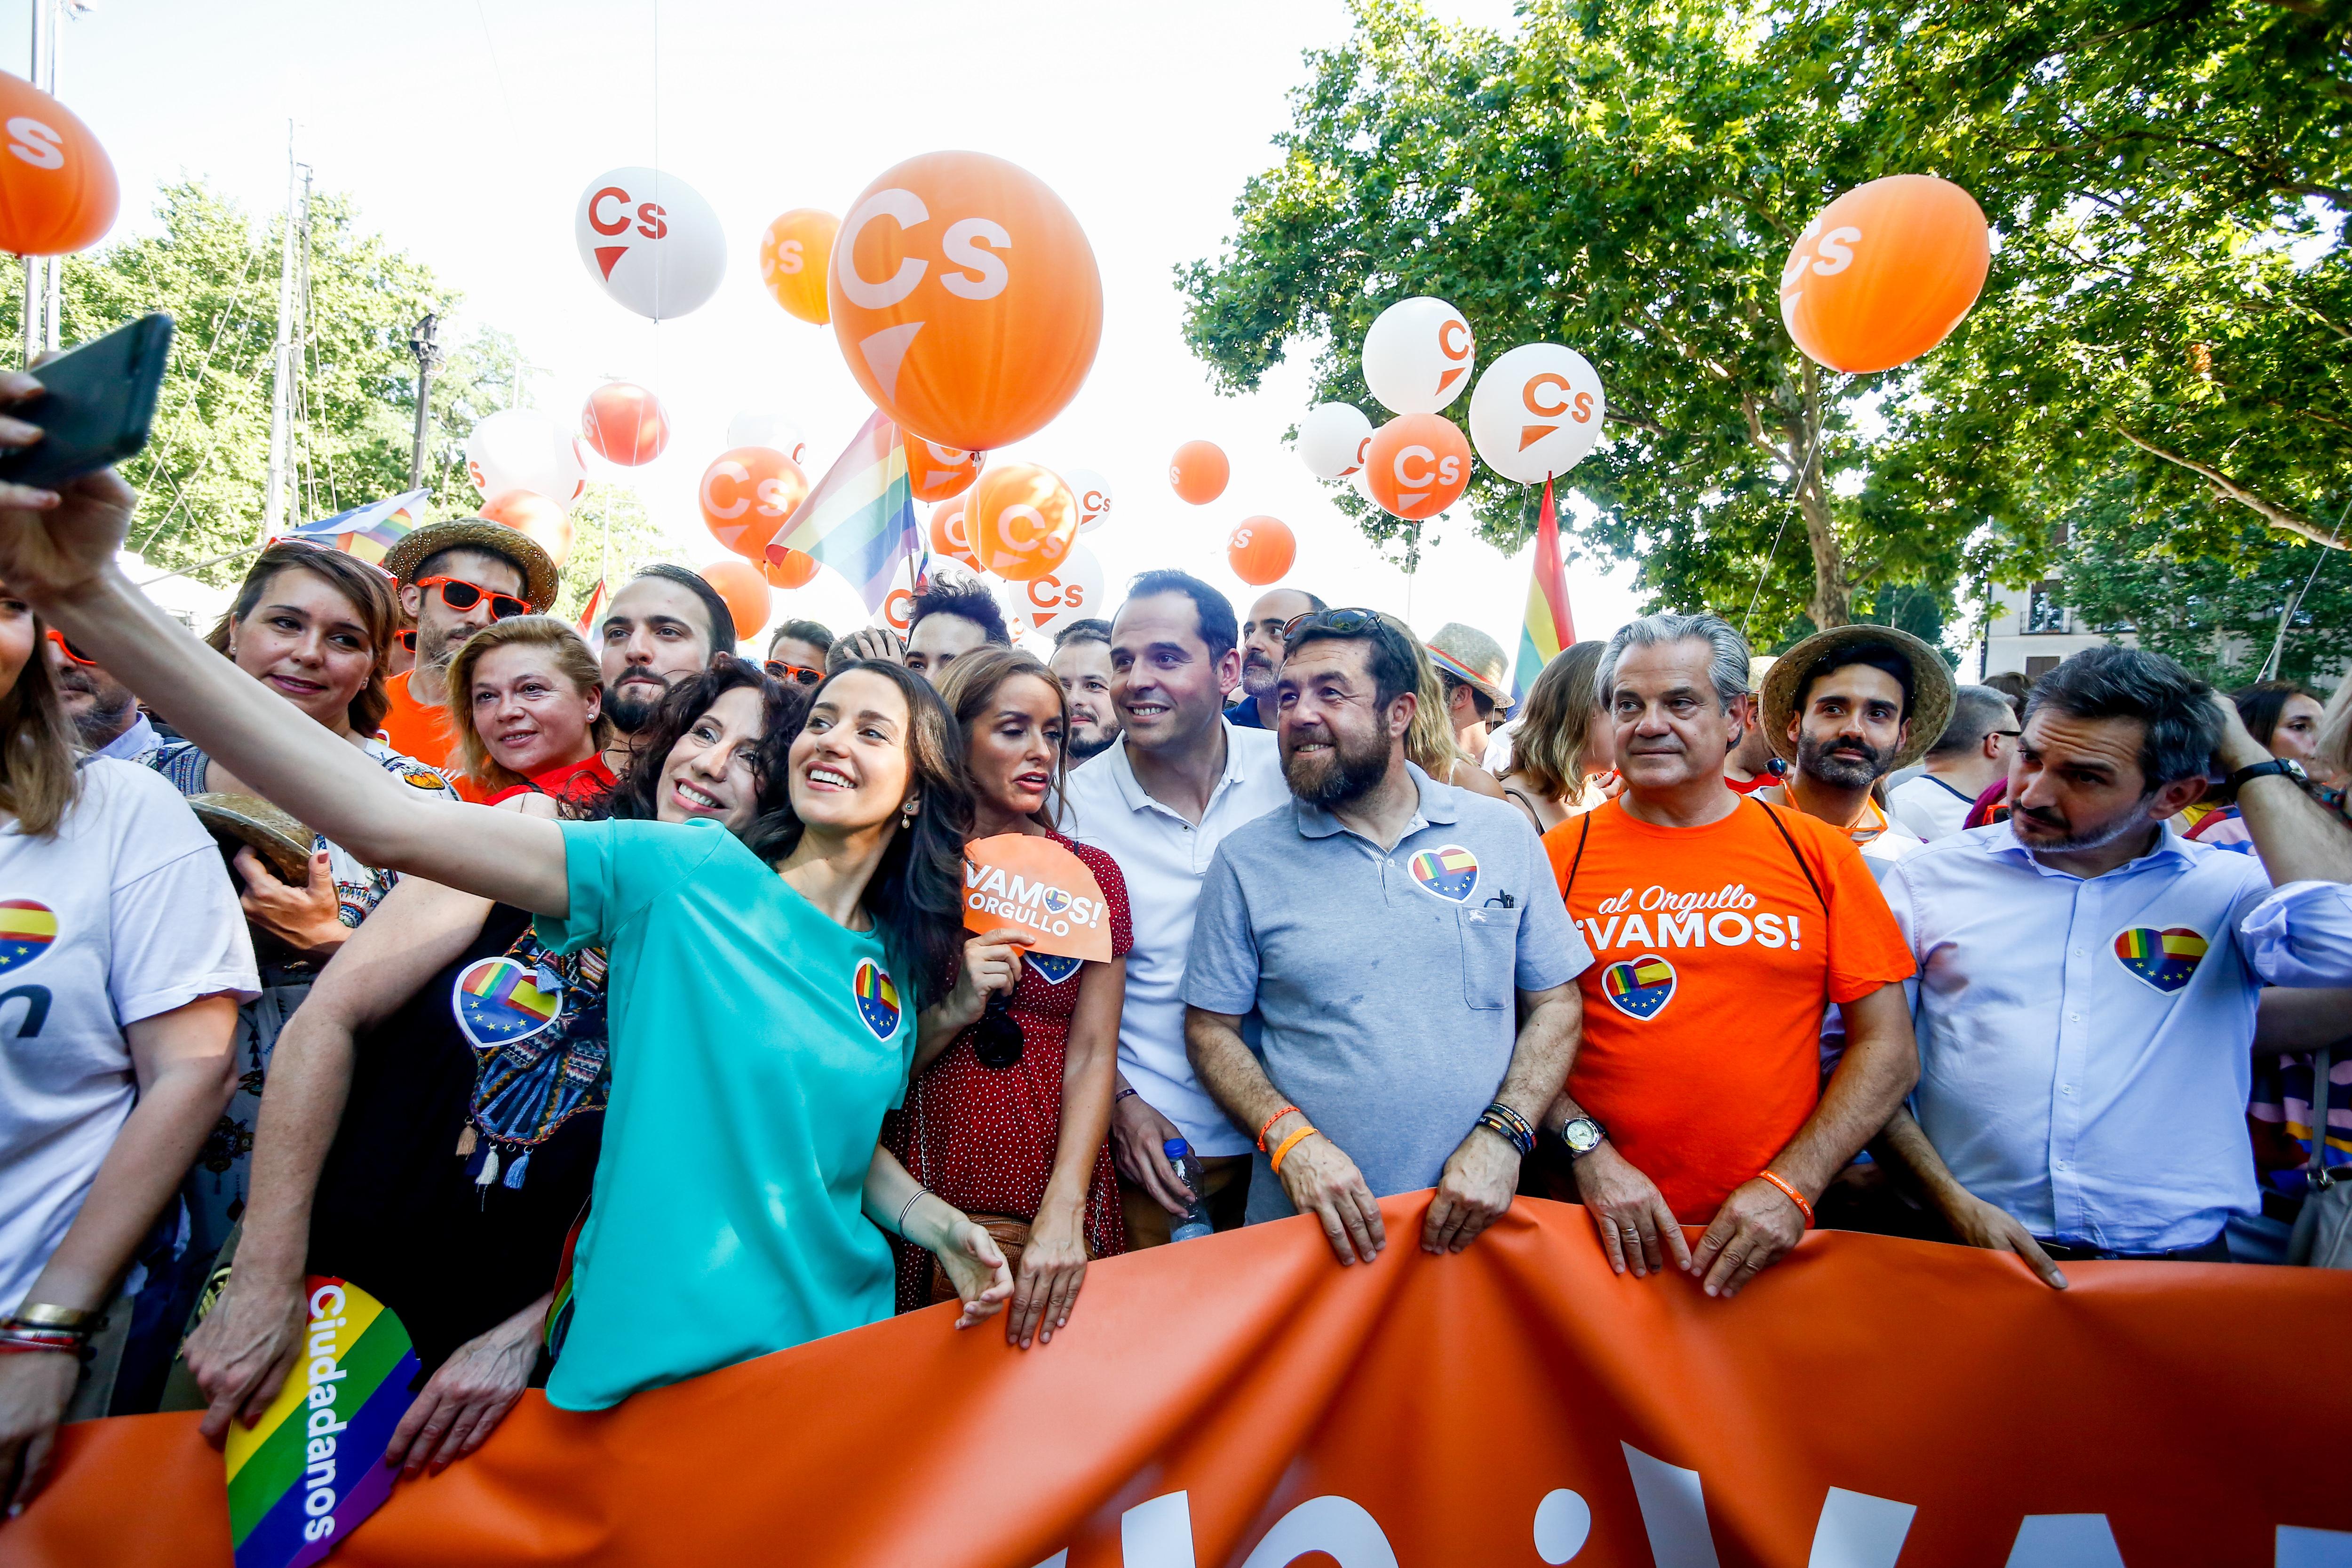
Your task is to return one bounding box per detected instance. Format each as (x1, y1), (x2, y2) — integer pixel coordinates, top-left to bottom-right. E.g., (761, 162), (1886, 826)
(854, 959), (902, 1040)
(1406, 844), (1479, 902)
(1602, 955), (1677, 1020)
(2113, 926), (2208, 994)
(0, 898), (56, 972)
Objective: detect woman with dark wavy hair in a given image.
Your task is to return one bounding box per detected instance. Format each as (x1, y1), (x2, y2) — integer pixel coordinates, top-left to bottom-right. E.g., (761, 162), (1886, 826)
(0, 453), (1016, 1418)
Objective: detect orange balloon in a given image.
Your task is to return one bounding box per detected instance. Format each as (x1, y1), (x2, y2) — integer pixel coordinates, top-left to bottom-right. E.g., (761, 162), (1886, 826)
(1227, 517), (1295, 586)
(928, 498), (980, 571)
(1779, 175), (1989, 374)
(758, 208), (839, 326)
(1363, 413), (1472, 521)
(1169, 440), (1229, 506)
(479, 489), (575, 569)
(0, 76), (117, 255)
(828, 151), (1102, 451)
(906, 439), (985, 503)
(580, 382), (669, 467)
(699, 446), (810, 560)
(760, 545), (820, 590)
(699, 558), (771, 640)
(965, 463), (1077, 582)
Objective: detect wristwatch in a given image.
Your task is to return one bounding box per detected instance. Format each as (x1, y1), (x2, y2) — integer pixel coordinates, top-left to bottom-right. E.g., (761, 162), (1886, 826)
(1557, 1115), (1607, 1159)
(2224, 757), (2308, 799)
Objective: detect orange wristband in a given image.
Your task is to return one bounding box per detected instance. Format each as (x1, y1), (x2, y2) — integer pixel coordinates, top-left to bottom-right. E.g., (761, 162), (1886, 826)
(1758, 1169), (1813, 1228)
(1256, 1104), (1301, 1152)
(1269, 1125), (1319, 1175)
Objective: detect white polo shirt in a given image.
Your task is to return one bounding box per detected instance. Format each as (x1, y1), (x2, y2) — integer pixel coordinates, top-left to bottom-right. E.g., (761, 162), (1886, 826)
(1060, 721), (1290, 1156)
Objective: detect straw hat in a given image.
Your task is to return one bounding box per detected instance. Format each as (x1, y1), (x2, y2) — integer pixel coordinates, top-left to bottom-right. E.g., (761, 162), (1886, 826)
(381, 518), (560, 613)
(1760, 624), (1956, 772)
(1425, 622), (1515, 715)
(187, 793), (315, 883)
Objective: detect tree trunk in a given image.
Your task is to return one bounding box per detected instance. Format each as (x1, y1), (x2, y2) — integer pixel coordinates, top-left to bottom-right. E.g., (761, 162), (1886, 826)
(1799, 477), (1850, 629)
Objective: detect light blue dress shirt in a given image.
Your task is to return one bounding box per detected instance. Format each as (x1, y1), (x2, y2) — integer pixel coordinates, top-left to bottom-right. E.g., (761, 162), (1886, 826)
(1883, 821), (2352, 1252)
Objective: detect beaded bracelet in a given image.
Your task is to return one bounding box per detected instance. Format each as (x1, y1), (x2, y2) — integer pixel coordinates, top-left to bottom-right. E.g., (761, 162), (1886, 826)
(1757, 1169), (1814, 1228)
(1255, 1104), (1302, 1152)
(1269, 1125), (1319, 1175)
(1476, 1109), (1535, 1158)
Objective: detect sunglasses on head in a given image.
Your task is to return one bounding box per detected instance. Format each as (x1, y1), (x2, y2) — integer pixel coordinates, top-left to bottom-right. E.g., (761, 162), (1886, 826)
(416, 576), (532, 621)
(1282, 606), (1386, 645)
(764, 660), (824, 688)
(45, 628), (93, 666)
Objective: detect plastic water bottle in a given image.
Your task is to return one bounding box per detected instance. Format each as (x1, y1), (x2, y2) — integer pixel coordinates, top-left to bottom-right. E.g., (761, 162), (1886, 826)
(1165, 1138), (1214, 1242)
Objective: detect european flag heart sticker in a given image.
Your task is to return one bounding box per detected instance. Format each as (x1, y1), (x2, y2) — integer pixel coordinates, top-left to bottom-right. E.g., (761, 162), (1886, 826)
(453, 956), (563, 1050)
(1406, 844), (1480, 902)
(1602, 955), (1677, 1020)
(1028, 952), (1083, 986)
(854, 958), (902, 1040)
(2113, 925), (2208, 993)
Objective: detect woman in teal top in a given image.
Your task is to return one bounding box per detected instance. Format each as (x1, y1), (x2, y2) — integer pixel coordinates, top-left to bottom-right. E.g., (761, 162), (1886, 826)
(0, 454), (1019, 1409)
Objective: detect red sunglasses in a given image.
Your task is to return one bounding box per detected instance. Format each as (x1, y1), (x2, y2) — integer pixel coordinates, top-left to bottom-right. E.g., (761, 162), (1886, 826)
(417, 576), (533, 621)
(45, 628), (94, 666)
(764, 660), (824, 687)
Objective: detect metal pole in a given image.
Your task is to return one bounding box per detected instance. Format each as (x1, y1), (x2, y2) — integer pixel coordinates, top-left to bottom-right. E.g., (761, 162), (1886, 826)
(261, 124), (300, 541)
(20, 0), (50, 367)
(407, 312), (440, 491)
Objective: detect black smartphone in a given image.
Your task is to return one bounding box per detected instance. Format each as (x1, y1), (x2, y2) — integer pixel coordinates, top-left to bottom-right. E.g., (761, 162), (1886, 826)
(0, 312), (174, 490)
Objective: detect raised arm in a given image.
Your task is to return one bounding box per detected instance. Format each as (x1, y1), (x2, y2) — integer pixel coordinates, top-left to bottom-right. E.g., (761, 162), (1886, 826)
(2216, 693), (2352, 887)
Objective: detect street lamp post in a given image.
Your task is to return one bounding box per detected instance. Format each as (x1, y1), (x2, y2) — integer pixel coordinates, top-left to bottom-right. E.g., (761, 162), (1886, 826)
(407, 311), (441, 492)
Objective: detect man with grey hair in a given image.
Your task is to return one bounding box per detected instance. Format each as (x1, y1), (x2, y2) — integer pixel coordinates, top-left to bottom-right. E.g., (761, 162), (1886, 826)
(1536, 612), (1920, 1299)
(1887, 685), (2020, 841)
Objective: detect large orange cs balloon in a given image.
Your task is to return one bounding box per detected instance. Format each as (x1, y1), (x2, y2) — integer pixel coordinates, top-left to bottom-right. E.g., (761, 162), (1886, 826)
(1227, 517), (1295, 587)
(1169, 440), (1229, 506)
(0, 76), (117, 254)
(481, 490), (576, 569)
(906, 439), (985, 503)
(758, 208), (839, 326)
(1779, 175), (1989, 374)
(828, 151), (1102, 452)
(965, 463), (1077, 582)
(760, 546), (820, 590)
(1364, 413), (1472, 521)
(580, 382), (669, 467)
(699, 559), (771, 640)
(699, 447), (810, 561)
(929, 498), (981, 571)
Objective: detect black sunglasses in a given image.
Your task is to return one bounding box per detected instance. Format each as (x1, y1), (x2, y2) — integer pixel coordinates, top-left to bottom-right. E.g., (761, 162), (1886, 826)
(1282, 606), (1387, 645)
(971, 990), (1024, 1070)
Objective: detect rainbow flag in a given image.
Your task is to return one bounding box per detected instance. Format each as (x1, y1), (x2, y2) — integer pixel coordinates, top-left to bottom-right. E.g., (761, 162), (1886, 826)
(1512, 478), (1575, 704)
(282, 490), (429, 568)
(574, 577), (605, 639)
(223, 1277), (420, 1568)
(768, 412), (918, 612)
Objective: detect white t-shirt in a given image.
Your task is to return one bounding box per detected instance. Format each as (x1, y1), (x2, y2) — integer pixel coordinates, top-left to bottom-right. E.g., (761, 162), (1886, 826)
(1059, 722), (1291, 1156)
(0, 760), (259, 1311)
(1886, 772), (1979, 842)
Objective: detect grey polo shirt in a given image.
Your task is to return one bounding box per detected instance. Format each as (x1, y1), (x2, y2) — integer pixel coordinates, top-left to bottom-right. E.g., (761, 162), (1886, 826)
(1184, 762), (1591, 1223)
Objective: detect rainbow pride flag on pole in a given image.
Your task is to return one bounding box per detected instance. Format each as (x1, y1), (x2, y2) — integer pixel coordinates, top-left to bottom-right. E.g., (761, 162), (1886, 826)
(280, 490), (429, 568)
(1512, 477), (1576, 703)
(768, 412), (918, 612)
(222, 1276), (419, 1568)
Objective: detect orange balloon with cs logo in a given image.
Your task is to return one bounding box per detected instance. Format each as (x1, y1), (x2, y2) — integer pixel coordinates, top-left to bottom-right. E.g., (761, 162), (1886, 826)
(699, 559), (771, 640)
(1779, 175), (1989, 374)
(0, 75), (116, 254)
(759, 208), (839, 326)
(699, 447), (810, 561)
(1169, 440), (1229, 506)
(907, 440), (985, 503)
(965, 463), (1078, 582)
(828, 151), (1102, 452)
(1363, 414), (1471, 521)
(929, 498), (981, 571)
(1227, 517), (1295, 586)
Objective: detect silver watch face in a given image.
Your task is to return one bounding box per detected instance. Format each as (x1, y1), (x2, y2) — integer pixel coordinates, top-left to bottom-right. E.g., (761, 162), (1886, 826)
(1561, 1117), (1603, 1156)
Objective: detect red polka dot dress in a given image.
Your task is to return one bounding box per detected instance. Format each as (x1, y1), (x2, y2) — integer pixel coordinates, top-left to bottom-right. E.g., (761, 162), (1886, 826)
(883, 832), (1132, 1311)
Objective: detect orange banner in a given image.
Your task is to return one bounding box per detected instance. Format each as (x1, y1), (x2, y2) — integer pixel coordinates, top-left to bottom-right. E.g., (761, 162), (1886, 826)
(8, 1198), (2350, 1568)
(963, 833), (1113, 961)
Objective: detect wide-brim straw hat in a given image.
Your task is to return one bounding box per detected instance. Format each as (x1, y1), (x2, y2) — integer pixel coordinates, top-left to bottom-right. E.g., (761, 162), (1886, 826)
(1760, 624), (1956, 773)
(381, 518), (560, 613)
(187, 793), (315, 883)
(1425, 622), (1515, 715)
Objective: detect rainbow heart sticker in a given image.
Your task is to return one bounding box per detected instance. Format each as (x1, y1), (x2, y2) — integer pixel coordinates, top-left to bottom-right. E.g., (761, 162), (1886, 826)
(0, 898), (56, 973)
(2113, 926), (2208, 994)
(223, 1276), (419, 1568)
(1027, 952), (1082, 986)
(854, 959), (902, 1040)
(1406, 844), (1480, 903)
(1602, 955), (1677, 1020)
(452, 956), (563, 1050)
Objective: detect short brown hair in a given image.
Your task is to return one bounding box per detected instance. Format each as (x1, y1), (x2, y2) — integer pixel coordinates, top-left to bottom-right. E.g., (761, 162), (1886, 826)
(445, 617), (613, 794)
(208, 543), (397, 735)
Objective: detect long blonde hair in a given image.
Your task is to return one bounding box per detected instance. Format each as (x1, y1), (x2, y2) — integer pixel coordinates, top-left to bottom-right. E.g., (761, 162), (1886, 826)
(1509, 641), (1608, 800)
(446, 617), (612, 794)
(1402, 630), (1482, 784)
(0, 614), (82, 836)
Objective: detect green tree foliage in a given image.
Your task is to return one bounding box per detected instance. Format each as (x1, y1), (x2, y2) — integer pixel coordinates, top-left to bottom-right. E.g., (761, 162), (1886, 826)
(555, 482), (672, 625)
(0, 180), (517, 586)
(1180, 0), (2347, 645)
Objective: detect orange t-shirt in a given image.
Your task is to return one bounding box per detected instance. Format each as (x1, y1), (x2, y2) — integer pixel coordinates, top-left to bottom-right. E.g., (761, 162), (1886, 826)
(378, 670), (485, 802)
(1541, 796), (1915, 1222)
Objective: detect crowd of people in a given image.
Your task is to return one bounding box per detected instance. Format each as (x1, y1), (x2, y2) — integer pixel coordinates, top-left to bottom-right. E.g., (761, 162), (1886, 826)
(1, 406), (2349, 1515)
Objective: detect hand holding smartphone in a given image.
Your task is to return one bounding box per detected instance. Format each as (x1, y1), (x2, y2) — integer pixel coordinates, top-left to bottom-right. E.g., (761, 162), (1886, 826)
(0, 312), (174, 491)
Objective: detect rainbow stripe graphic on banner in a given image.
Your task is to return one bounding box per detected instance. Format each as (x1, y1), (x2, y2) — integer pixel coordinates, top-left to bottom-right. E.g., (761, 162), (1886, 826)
(1602, 955), (1677, 1020)
(1512, 477), (1575, 704)
(852, 958), (902, 1041)
(0, 898), (56, 972)
(768, 412), (919, 612)
(2113, 925), (2209, 994)
(282, 490), (429, 568)
(1406, 845), (1481, 903)
(223, 1277), (418, 1568)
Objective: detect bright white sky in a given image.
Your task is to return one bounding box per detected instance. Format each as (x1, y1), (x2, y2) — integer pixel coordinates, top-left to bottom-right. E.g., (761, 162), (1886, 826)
(43, 0), (1652, 654)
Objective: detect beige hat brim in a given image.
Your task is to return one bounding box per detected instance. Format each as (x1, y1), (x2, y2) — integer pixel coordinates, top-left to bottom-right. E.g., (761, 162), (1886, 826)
(187, 793), (316, 883)
(1760, 624), (1957, 773)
